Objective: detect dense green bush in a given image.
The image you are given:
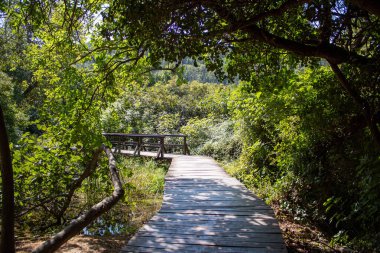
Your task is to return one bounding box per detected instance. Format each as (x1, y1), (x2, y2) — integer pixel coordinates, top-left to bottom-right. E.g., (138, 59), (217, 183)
(230, 66), (380, 250)
(0, 72), (27, 142)
(181, 119), (241, 160)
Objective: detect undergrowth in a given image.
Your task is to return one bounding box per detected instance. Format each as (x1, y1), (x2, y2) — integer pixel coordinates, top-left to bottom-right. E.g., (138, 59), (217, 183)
(84, 155), (170, 236)
(222, 160), (351, 253)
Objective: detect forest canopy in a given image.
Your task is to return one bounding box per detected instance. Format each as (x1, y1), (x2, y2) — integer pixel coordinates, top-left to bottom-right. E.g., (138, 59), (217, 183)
(0, 0), (379, 252)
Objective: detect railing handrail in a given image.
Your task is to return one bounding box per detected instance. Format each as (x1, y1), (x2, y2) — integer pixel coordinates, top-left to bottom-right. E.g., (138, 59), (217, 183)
(161, 134), (187, 137)
(103, 133), (163, 137)
(102, 133), (187, 137)
(102, 133), (190, 158)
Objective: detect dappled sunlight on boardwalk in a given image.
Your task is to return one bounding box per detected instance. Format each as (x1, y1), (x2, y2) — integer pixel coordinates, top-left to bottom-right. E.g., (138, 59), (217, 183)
(121, 155), (287, 253)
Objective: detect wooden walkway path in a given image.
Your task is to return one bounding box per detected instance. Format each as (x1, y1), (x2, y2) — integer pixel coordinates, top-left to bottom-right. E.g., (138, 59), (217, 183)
(121, 155), (287, 253)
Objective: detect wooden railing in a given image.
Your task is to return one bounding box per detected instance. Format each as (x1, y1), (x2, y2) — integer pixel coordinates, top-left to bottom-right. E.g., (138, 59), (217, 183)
(102, 133), (190, 158)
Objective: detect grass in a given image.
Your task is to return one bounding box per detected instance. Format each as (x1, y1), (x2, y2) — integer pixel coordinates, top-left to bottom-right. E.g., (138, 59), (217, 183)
(84, 155), (170, 236)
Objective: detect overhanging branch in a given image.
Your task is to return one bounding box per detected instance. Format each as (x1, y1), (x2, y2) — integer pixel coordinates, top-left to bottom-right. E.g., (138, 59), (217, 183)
(204, 2), (373, 66)
(245, 0), (312, 23)
(328, 61), (380, 146)
(349, 0), (380, 17)
(244, 24), (371, 65)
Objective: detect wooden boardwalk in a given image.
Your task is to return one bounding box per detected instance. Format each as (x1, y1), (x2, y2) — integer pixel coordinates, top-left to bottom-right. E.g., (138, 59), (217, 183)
(121, 155), (287, 253)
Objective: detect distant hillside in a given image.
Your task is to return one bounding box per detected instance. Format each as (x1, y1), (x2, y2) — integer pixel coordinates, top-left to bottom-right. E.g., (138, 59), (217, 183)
(150, 58), (231, 84)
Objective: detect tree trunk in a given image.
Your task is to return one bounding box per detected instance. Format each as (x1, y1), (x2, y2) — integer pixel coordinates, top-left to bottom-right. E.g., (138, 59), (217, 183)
(0, 104), (15, 253)
(328, 61), (380, 147)
(32, 146), (124, 253)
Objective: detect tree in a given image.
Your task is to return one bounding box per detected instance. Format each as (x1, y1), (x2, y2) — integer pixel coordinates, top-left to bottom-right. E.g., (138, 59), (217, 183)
(100, 0), (380, 145)
(0, 105), (15, 253)
(0, 1), (132, 250)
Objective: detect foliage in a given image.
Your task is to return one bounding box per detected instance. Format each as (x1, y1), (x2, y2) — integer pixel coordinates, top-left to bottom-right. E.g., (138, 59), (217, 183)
(101, 0), (380, 89)
(229, 66), (380, 250)
(150, 58), (229, 84)
(0, 72), (27, 142)
(102, 79), (223, 127)
(101, 78), (240, 158)
(181, 118), (241, 161)
(1, 0), (151, 238)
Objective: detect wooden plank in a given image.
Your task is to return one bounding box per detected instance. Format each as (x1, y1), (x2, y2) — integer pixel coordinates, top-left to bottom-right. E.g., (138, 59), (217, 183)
(163, 195), (262, 201)
(128, 237), (286, 249)
(164, 178), (243, 183)
(140, 231), (281, 238)
(165, 178), (243, 183)
(160, 203), (271, 209)
(164, 184), (249, 189)
(147, 220), (281, 229)
(152, 213), (277, 220)
(138, 229), (282, 237)
(141, 223), (282, 233)
(122, 245), (287, 253)
(155, 210), (275, 216)
(150, 218), (279, 225)
(163, 192), (261, 198)
(159, 206), (273, 212)
(164, 187), (252, 192)
(145, 219), (282, 231)
(159, 209), (273, 215)
(162, 198), (265, 204)
(136, 229), (283, 238)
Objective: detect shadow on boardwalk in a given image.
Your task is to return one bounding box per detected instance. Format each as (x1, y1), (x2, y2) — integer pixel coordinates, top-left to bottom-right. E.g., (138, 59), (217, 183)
(121, 155), (287, 253)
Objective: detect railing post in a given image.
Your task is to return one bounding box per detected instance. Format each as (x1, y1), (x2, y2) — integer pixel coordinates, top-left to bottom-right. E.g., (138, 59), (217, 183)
(138, 136), (141, 156)
(117, 135), (122, 153)
(159, 136), (165, 158)
(183, 136), (188, 155)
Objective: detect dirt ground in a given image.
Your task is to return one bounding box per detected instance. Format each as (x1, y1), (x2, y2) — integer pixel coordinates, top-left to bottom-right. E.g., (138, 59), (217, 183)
(278, 217), (339, 253)
(16, 235), (127, 253)
(274, 205), (349, 253)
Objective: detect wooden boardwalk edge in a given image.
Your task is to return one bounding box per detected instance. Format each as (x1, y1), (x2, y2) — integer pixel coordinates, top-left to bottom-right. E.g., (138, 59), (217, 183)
(121, 154), (287, 253)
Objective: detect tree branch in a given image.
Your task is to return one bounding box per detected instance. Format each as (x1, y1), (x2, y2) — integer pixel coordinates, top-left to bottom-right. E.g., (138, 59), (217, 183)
(328, 61), (380, 146)
(54, 147), (104, 224)
(21, 80), (38, 99)
(245, 24), (370, 65)
(349, 0), (380, 17)
(205, 2), (373, 66)
(245, 0), (311, 23)
(16, 194), (68, 218)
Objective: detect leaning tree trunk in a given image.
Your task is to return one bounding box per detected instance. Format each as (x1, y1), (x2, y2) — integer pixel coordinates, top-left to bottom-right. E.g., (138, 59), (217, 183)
(32, 145), (124, 253)
(0, 105), (15, 253)
(328, 61), (380, 147)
